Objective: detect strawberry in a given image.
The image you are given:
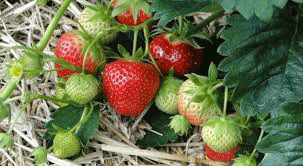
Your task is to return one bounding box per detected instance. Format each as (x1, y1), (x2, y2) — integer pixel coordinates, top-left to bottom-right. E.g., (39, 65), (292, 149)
(0, 133), (14, 150)
(177, 72), (222, 126)
(52, 131), (81, 158)
(102, 60), (160, 116)
(65, 73), (99, 104)
(155, 73), (183, 114)
(149, 33), (204, 76)
(78, 5), (117, 43)
(112, 0), (151, 26)
(54, 31), (103, 79)
(201, 116), (242, 153)
(204, 144), (239, 163)
(232, 155), (257, 166)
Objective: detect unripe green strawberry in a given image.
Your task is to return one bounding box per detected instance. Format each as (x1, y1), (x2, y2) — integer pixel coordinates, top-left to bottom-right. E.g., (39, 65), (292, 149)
(0, 133), (14, 150)
(65, 73), (99, 104)
(19, 51), (44, 78)
(0, 102), (10, 123)
(52, 131), (81, 158)
(178, 73), (222, 126)
(78, 6), (117, 43)
(169, 115), (191, 135)
(155, 74), (183, 114)
(32, 147), (48, 165)
(232, 155), (257, 166)
(202, 116), (242, 153)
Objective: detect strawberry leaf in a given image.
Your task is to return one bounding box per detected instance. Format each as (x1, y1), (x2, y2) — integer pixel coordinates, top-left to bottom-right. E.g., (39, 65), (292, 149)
(256, 101), (303, 165)
(136, 107), (178, 148)
(151, 0), (223, 27)
(44, 105), (99, 147)
(218, 4), (303, 119)
(217, 0), (288, 21)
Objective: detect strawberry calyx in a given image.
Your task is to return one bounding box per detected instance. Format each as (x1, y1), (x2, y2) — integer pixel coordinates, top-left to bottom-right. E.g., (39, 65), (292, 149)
(232, 155), (257, 166)
(183, 74), (223, 118)
(152, 18), (210, 48)
(202, 116), (242, 153)
(169, 115), (191, 136)
(111, 0), (151, 26)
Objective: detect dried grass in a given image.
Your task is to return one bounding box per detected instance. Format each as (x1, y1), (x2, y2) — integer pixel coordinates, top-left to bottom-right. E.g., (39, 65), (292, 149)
(0, 0), (225, 165)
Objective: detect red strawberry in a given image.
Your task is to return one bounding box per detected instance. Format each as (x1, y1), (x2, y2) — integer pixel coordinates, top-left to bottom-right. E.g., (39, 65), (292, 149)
(102, 60), (160, 116)
(54, 32), (102, 79)
(204, 144), (239, 163)
(149, 33), (204, 76)
(112, 0), (151, 26)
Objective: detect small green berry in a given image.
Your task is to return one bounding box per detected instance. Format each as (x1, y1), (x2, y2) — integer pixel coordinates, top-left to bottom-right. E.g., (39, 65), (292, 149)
(52, 131), (81, 158)
(0, 133), (14, 150)
(65, 73), (99, 104)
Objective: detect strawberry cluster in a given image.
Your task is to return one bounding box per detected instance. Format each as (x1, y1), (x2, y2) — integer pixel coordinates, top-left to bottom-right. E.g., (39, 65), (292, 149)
(27, 0), (252, 164)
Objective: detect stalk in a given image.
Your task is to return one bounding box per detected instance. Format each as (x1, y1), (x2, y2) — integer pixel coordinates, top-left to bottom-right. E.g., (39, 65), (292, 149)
(36, 0), (74, 52)
(132, 29), (139, 56)
(222, 87), (228, 117)
(0, 77), (20, 102)
(143, 25), (163, 78)
(249, 129), (264, 161)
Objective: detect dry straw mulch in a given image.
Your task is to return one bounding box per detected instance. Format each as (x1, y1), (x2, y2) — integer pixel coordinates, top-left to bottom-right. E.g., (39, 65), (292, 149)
(0, 0), (225, 165)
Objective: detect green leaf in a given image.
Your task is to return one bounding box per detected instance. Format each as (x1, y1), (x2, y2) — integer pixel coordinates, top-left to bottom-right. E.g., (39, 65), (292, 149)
(44, 105), (99, 147)
(254, 0), (274, 21)
(137, 107), (178, 148)
(235, 0), (254, 19)
(293, 0), (303, 3)
(259, 153), (292, 166)
(257, 101), (303, 165)
(151, 0), (222, 27)
(218, 5), (303, 118)
(218, 0), (288, 21)
(220, 0), (236, 11)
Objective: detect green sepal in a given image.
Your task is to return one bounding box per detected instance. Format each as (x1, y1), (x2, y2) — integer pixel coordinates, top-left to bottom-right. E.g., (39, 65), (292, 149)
(185, 73), (209, 87)
(19, 50), (44, 78)
(169, 115), (191, 136)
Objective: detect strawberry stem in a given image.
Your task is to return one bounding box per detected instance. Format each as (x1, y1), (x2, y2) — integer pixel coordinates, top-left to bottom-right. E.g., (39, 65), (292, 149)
(222, 87), (228, 117)
(249, 129), (264, 161)
(36, 0), (74, 52)
(178, 16), (183, 35)
(69, 103), (95, 134)
(143, 25), (164, 78)
(0, 77), (21, 102)
(132, 29), (139, 56)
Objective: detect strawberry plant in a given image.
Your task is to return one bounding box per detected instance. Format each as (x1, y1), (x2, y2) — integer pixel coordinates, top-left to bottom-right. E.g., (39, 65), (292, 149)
(1, 0), (303, 165)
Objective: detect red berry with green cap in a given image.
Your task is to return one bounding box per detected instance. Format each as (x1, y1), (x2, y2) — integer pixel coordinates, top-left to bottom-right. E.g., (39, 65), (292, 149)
(112, 0), (151, 26)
